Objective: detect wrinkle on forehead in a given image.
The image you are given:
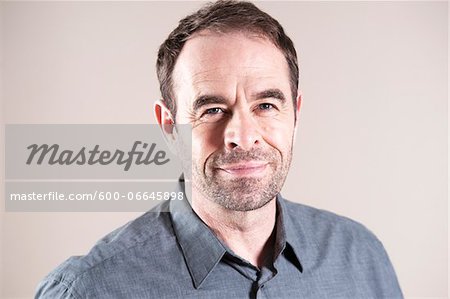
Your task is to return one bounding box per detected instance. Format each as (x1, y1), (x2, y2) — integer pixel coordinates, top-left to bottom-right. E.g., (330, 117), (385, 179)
(190, 68), (281, 85)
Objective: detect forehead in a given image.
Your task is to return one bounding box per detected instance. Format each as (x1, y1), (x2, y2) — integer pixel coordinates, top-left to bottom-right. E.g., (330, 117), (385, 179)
(172, 31), (290, 98)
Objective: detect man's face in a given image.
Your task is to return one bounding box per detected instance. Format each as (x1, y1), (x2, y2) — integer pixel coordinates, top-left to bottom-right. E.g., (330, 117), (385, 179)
(172, 31), (299, 211)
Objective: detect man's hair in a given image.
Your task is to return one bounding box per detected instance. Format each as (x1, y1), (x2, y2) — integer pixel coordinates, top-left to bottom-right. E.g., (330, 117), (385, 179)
(156, 0), (299, 119)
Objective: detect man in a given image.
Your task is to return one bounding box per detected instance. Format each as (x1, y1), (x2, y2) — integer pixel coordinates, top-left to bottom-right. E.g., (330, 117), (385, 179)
(36, 1), (403, 298)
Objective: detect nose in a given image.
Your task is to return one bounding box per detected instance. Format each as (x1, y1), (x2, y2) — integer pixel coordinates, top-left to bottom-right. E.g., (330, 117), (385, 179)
(224, 109), (261, 151)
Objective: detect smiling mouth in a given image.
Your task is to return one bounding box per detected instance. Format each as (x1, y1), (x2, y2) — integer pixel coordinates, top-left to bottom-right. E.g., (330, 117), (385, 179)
(217, 161), (268, 176)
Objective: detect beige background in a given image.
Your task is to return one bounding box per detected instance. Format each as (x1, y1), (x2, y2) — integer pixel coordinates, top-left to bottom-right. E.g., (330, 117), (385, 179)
(1, 1), (448, 298)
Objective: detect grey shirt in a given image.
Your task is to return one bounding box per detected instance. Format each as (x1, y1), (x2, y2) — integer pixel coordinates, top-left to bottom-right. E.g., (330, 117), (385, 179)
(36, 194), (403, 298)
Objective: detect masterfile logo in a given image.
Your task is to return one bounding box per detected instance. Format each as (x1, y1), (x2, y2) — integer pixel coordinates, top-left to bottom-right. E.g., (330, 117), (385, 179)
(6, 124), (191, 180)
(26, 141), (170, 171)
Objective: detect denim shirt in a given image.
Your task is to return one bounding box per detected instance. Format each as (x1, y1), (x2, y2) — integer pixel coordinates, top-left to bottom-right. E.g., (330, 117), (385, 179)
(35, 193), (403, 298)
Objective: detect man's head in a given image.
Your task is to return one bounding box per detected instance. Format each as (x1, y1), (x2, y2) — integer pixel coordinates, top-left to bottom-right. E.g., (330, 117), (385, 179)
(156, 0), (299, 121)
(155, 0), (301, 212)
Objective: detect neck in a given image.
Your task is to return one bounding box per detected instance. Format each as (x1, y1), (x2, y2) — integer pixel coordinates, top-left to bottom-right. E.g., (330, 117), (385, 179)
(192, 194), (277, 268)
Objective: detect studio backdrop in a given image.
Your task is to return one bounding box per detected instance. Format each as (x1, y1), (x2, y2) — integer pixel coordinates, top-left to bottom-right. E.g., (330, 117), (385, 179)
(1, 1), (447, 298)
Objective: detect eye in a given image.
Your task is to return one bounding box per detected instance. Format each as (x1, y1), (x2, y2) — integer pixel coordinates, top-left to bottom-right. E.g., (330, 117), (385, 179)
(198, 107), (227, 123)
(258, 103), (275, 110)
(205, 107), (224, 115)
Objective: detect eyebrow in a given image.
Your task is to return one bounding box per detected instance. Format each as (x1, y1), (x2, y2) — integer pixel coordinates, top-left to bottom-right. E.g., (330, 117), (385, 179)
(192, 95), (227, 111)
(254, 89), (286, 103)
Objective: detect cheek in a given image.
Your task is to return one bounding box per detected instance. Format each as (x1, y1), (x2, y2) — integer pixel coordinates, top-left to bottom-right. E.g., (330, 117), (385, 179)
(191, 125), (225, 163)
(260, 121), (295, 154)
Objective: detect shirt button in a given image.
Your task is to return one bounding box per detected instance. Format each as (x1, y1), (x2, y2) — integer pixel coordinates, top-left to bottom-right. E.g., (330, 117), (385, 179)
(260, 284), (265, 289)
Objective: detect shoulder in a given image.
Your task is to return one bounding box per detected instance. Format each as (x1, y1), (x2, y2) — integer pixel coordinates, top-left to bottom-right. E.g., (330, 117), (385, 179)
(35, 201), (175, 298)
(281, 198), (402, 297)
(283, 198), (382, 248)
(281, 198), (394, 271)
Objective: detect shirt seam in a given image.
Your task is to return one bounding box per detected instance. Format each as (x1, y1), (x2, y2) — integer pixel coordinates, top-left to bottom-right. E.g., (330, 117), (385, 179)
(68, 226), (175, 292)
(43, 276), (82, 299)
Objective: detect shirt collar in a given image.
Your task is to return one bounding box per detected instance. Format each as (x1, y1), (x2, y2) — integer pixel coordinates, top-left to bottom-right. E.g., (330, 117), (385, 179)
(170, 182), (303, 288)
(275, 194), (304, 273)
(169, 183), (226, 289)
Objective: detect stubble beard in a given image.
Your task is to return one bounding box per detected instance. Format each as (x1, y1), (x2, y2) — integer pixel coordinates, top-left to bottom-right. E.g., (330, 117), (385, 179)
(192, 146), (293, 212)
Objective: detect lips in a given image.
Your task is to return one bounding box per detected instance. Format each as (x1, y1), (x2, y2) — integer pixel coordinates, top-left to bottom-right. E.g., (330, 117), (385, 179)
(217, 161), (268, 176)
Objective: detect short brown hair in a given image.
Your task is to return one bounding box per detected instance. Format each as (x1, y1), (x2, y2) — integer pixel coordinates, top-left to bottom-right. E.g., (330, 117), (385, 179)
(156, 0), (299, 119)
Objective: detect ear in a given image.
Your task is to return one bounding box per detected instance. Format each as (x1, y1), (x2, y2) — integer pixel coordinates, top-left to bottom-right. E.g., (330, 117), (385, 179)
(154, 99), (180, 157)
(154, 100), (175, 135)
(293, 93), (302, 141)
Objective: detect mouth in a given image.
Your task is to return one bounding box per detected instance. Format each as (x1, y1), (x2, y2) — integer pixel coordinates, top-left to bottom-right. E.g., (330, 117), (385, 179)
(217, 161), (268, 177)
